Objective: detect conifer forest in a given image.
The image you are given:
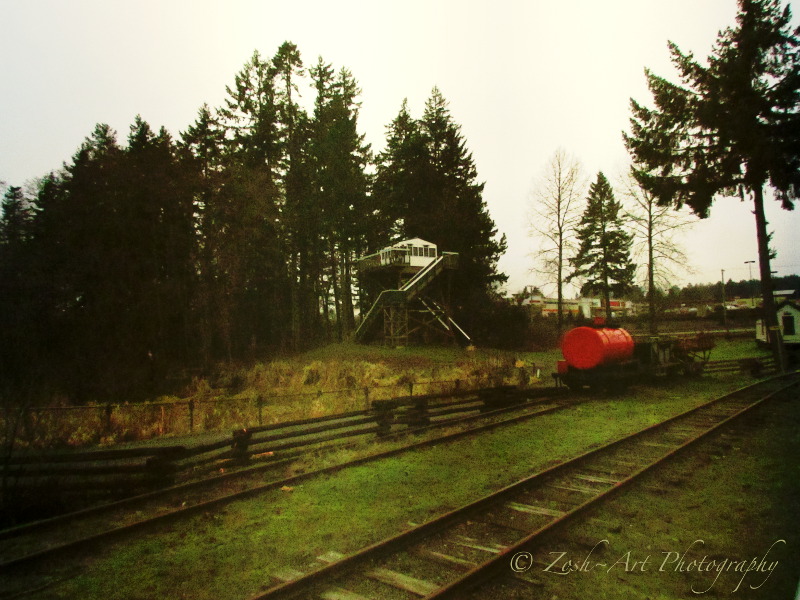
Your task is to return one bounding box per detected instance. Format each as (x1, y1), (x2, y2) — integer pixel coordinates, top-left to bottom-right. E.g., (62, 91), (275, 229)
(0, 43), (508, 403)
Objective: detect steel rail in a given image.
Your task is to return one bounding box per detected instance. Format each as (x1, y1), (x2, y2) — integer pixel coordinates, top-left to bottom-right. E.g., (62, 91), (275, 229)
(0, 390), (572, 572)
(0, 386), (560, 543)
(425, 376), (799, 599)
(248, 373), (799, 600)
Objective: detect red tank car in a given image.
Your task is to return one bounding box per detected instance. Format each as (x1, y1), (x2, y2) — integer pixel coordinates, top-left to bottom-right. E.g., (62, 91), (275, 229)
(554, 323), (714, 391)
(556, 323), (640, 391)
(561, 326), (634, 370)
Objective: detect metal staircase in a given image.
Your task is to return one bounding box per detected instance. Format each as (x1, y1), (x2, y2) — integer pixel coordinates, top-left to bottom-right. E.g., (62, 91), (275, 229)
(400, 255), (446, 298)
(418, 298), (472, 343)
(354, 254), (470, 345)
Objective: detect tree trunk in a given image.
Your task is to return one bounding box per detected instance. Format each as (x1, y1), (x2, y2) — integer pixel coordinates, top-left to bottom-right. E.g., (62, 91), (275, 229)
(290, 252), (301, 351)
(556, 245), (564, 337)
(330, 239), (342, 342)
(648, 226), (657, 334)
(341, 249), (355, 334)
(646, 200), (655, 333)
(752, 186), (786, 372)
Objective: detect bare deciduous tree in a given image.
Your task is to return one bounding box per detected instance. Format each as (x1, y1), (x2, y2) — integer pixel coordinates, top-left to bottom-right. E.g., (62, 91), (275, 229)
(619, 170), (696, 333)
(528, 149), (586, 335)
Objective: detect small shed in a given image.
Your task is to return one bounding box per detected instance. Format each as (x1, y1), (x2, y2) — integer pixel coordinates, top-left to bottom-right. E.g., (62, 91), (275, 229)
(756, 301), (800, 346)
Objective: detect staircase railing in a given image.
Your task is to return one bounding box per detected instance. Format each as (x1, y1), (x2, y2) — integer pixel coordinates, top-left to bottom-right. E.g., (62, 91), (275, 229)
(355, 252), (460, 343)
(354, 289), (405, 341)
(401, 255), (445, 300)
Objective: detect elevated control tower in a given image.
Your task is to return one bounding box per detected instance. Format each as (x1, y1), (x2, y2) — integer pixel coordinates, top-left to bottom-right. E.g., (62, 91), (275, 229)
(355, 238), (470, 346)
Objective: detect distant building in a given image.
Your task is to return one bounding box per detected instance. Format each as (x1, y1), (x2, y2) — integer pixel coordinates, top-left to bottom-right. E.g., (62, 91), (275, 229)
(733, 289), (797, 309)
(520, 296), (637, 319)
(774, 289), (799, 302)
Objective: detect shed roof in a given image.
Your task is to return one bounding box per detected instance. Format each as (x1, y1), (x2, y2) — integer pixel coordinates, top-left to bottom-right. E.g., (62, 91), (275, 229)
(776, 300), (800, 312)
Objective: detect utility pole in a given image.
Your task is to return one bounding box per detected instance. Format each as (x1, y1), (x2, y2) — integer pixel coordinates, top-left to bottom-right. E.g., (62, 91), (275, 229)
(744, 260), (755, 308)
(721, 269), (727, 328)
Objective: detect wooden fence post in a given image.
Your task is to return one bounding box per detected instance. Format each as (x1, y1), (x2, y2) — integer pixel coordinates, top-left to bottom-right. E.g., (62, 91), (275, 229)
(373, 401), (393, 437)
(188, 400), (195, 433)
(410, 398), (430, 428)
(231, 428), (252, 463)
(104, 404), (113, 434)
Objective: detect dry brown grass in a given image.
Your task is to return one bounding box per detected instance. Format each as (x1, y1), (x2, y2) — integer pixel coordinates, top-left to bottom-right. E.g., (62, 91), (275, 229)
(5, 343), (548, 449)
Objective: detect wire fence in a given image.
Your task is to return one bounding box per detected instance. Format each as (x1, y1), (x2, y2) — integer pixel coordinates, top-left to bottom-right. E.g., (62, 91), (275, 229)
(2, 370), (539, 451)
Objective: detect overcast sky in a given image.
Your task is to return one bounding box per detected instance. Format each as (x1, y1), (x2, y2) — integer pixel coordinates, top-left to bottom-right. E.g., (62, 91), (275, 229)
(1, 0), (799, 295)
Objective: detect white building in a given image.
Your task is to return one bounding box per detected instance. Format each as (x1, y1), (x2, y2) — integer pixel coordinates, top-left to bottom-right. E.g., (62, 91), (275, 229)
(756, 301), (800, 346)
(377, 238), (438, 268)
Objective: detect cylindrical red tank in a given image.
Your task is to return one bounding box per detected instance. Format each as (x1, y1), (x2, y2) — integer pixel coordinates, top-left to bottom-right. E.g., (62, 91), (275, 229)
(561, 327), (635, 370)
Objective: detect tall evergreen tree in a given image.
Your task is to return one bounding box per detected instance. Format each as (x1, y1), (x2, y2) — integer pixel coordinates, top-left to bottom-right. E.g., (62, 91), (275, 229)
(0, 185), (36, 391)
(568, 172), (636, 320)
(220, 50), (281, 172)
(332, 68), (374, 335)
(624, 0), (800, 369)
(124, 117), (196, 371)
(309, 60), (372, 339)
(272, 42), (318, 350)
(55, 124), (126, 399)
(421, 89), (507, 323)
(375, 89), (507, 336)
(373, 99), (429, 240)
(26, 173), (69, 390)
(217, 50), (288, 355)
(180, 104), (230, 364)
(0, 186), (32, 248)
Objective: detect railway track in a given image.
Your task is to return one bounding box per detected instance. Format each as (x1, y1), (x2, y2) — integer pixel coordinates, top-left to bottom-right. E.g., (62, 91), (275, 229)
(1, 384), (563, 516)
(250, 373), (799, 600)
(0, 387), (572, 577)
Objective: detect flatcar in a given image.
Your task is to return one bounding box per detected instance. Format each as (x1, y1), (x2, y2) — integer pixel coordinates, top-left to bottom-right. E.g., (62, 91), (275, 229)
(554, 320), (714, 391)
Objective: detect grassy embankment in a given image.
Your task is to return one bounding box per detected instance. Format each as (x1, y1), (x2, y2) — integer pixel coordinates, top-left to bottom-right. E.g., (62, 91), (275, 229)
(20, 333), (769, 449)
(17, 343), (561, 448)
(5, 353), (786, 600)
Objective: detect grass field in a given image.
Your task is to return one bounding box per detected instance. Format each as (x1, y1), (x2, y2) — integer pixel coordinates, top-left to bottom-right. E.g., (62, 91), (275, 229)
(9, 342), (562, 448)
(707, 336), (770, 361)
(8, 368), (793, 600)
(480, 386), (800, 600)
